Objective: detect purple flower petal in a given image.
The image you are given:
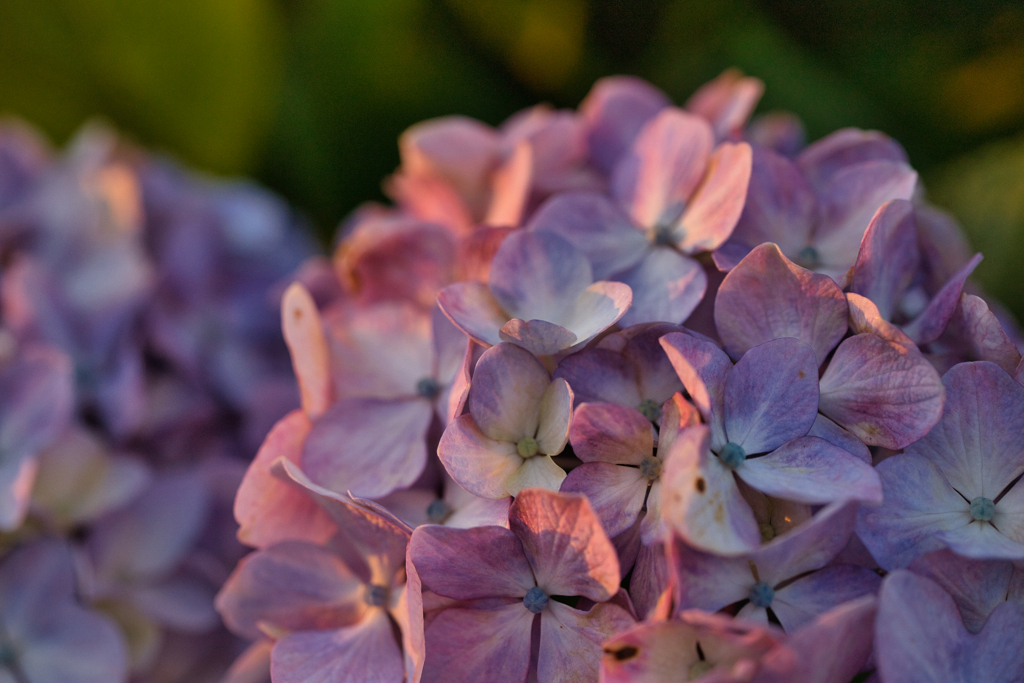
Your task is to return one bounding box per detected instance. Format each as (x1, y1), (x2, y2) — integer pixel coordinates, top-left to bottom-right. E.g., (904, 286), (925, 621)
(846, 292), (916, 347)
(469, 342), (552, 443)
(580, 76), (670, 174)
(527, 192), (648, 280)
(559, 280), (633, 351)
(612, 108), (714, 229)
(660, 332), (731, 447)
(436, 415), (522, 499)
(437, 281), (507, 347)
(875, 570), (1024, 683)
(807, 413), (871, 463)
(271, 609), (405, 683)
(498, 318), (577, 356)
(536, 377), (573, 455)
(569, 402), (653, 465)
(615, 247), (707, 327)
(676, 141), (752, 254)
(902, 253), (982, 345)
(409, 525), (534, 600)
(944, 294), (1023, 374)
(560, 462), (648, 539)
(766, 565), (881, 632)
(737, 436), (882, 505)
(510, 489), (621, 600)
(909, 549), (1017, 633)
(818, 333), (944, 449)
(796, 128), (908, 189)
(303, 397), (432, 499)
(714, 243), (848, 365)
(489, 230), (591, 322)
(537, 601), (636, 683)
(421, 603), (533, 683)
(753, 501), (860, 585)
(685, 68), (764, 141)
(554, 348), (640, 408)
(723, 338), (819, 454)
(850, 199), (919, 321)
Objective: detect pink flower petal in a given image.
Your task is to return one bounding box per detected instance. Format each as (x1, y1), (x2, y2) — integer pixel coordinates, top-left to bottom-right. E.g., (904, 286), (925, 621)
(580, 76), (670, 174)
(819, 334), (944, 449)
(489, 230), (592, 323)
(303, 397), (432, 499)
(537, 601), (636, 683)
(554, 348), (641, 408)
(536, 377), (573, 455)
(560, 280), (633, 351)
(484, 140), (532, 227)
(660, 332), (731, 445)
(510, 489), (621, 600)
(436, 414), (522, 500)
(714, 243), (848, 365)
(684, 68), (764, 142)
(846, 292), (916, 348)
(421, 603), (533, 683)
(943, 294), (1022, 373)
(235, 410), (335, 549)
(504, 454), (567, 496)
(409, 525), (535, 600)
(569, 402), (653, 465)
(498, 318), (577, 356)
(676, 141), (752, 254)
(437, 281), (507, 347)
(468, 342), (551, 442)
(560, 462), (648, 539)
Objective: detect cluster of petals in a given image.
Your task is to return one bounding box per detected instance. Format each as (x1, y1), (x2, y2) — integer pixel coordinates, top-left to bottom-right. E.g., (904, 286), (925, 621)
(210, 68), (1024, 682)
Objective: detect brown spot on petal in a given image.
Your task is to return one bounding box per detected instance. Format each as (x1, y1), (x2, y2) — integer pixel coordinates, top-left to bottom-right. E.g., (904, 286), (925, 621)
(695, 477), (706, 493)
(798, 369), (806, 379)
(714, 502), (725, 523)
(605, 645), (639, 661)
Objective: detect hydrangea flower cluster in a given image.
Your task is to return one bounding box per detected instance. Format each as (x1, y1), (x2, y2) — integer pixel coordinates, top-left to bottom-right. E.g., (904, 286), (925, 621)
(217, 68), (1024, 683)
(0, 121), (314, 683)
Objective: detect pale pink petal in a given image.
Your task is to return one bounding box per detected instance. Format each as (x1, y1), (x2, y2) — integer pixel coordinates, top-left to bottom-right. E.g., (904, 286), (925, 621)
(615, 247), (706, 327)
(235, 410), (335, 549)
(613, 108), (714, 228)
(504, 455), (567, 497)
(468, 342), (550, 442)
(818, 334), (944, 449)
(510, 489), (621, 600)
(536, 378), (573, 455)
(281, 283), (333, 420)
(849, 199), (919, 321)
(437, 415), (522, 500)
(714, 243), (848, 365)
(437, 281), (507, 347)
(676, 142), (752, 253)
(846, 292), (916, 347)
(944, 294), (1022, 373)
(457, 225), (514, 282)
(538, 601), (636, 683)
(660, 426), (761, 555)
(560, 280), (634, 350)
(498, 318), (577, 356)
(271, 609), (404, 683)
(303, 397), (432, 499)
(409, 525), (534, 600)
(560, 462), (648, 539)
(599, 619), (700, 683)
(387, 171), (474, 235)
(684, 68), (764, 141)
(421, 603), (533, 683)
(660, 332), (730, 447)
(485, 140), (532, 227)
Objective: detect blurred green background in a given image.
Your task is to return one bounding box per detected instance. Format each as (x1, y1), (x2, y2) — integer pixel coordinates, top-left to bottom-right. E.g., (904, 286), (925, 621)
(1, 0), (1022, 318)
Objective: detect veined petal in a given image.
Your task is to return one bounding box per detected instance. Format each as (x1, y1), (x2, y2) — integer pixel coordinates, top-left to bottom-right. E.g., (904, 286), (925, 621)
(675, 141), (752, 254)
(437, 415), (522, 500)
(537, 601), (636, 683)
(723, 338), (819, 454)
(938, 521), (1024, 561)
(560, 462), (647, 539)
(409, 525), (534, 600)
(612, 108), (714, 229)
(421, 603), (534, 683)
(614, 248), (706, 327)
(510, 489), (621, 600)
(527, 192), (648, 280)
(847, 292), (916, 347)
(660, 426), (761, 555)
(944, 294), (1022, 374)
(569, 402), (653, 465)
(736, 437), (882, 505)
(714, 243), (848, 365)
(469, 342), (550, 443)
(685, 68), (764, 141)
(437, 281), (507, 347)
(856, 454), (972, 570)
(850, 199), (919, 321)
(302, 397), (431, 499)
(818, 333), (944, 449)
(271, 609), (404, 683)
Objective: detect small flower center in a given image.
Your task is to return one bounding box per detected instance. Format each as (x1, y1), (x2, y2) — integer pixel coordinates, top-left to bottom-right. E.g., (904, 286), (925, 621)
(523, 586), (549, 613)
(688, 660), (714, 679)
(639, 456), (662, 481)
(795, 246), (820, 269)
(426, 499), (453, 524)
(637, 399), (662, 422)
(748, 581), (775, 608)
(517, 437), (539, 458)
(416, 377), (442, 400)
(970, 496), (995, 522)
(759, 523), (776, 543)
(718, 442), (746, 469)
(364, 584), (389, 607)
